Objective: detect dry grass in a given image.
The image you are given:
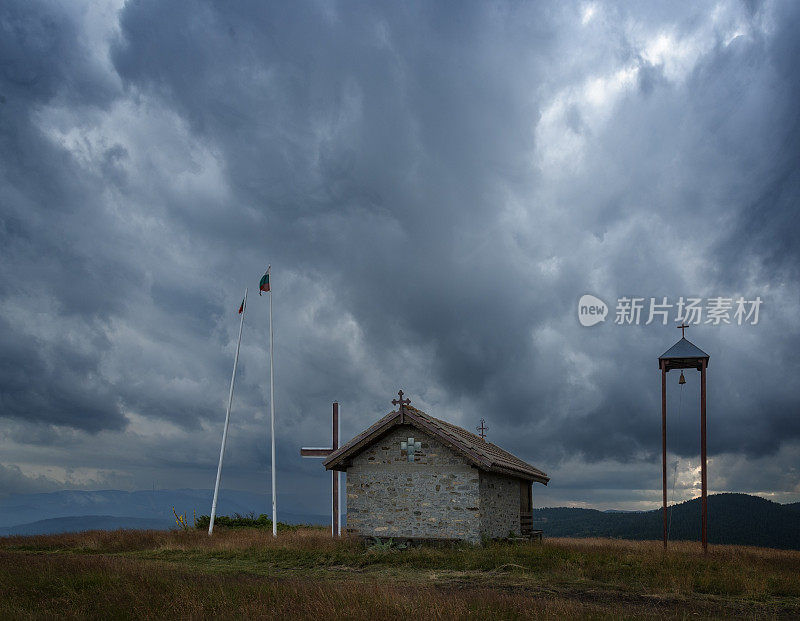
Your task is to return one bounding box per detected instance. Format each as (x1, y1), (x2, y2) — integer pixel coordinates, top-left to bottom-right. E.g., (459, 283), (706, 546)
(0, 526), (338, 554)
(2, 528), (799, 619)
(0, 551), (660, 620)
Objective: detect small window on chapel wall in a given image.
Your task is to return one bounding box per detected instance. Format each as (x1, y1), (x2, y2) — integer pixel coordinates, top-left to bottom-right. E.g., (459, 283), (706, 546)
(400, 437), (421, 462)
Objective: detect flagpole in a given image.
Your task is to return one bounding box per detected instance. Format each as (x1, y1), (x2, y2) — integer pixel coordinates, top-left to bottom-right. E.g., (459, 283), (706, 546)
(209, 287), (248, 536)
(268, 266), (277, 537)
(337, 411), (341, 536)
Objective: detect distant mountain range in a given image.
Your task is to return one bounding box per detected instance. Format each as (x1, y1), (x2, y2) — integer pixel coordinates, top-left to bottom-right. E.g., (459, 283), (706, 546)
(0, 516), (174, 536)
(535, 493), (800, 550)
(0, 488), (328, 535)
(1, 490), (797, 550)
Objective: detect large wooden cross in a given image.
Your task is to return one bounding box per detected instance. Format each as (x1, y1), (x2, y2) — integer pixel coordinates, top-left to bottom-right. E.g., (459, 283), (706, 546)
(300, 402), (341, 537)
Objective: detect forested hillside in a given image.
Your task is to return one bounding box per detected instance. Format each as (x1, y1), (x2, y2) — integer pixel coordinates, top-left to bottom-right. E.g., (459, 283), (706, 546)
(535, 493), (800, 550)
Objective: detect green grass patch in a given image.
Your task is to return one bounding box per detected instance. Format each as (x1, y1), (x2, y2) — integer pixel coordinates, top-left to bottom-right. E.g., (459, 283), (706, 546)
(195, 512), (311, 531)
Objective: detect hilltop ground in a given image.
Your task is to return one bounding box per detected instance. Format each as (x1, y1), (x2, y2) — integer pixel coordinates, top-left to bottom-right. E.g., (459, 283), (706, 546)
(2, 528), (799, 619)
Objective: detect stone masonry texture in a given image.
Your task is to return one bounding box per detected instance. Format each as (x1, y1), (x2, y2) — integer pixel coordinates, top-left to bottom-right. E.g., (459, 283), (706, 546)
(344, 424), (525, 543)
(479, 471), (522, 538)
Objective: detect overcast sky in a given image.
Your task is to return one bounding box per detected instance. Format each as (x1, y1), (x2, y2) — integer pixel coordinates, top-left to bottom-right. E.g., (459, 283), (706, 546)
(1, 0), (798, 514)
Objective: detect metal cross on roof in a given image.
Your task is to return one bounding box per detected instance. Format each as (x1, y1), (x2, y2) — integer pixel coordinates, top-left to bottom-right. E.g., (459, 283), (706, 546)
(392, 390), (411, 411)
(677, 323), (689, 338)
(476, 418), (488, 440)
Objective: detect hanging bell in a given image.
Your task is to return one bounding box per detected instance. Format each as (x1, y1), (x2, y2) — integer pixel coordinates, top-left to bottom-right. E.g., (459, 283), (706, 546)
(678, 371), (686, 385)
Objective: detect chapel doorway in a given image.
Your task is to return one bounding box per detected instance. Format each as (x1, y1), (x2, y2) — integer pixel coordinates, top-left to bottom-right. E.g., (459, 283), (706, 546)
(520, 480), (533, 535)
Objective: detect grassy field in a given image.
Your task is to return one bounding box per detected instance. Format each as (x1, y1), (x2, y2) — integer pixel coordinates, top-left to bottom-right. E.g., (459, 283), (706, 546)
(2, 528), (799, 619)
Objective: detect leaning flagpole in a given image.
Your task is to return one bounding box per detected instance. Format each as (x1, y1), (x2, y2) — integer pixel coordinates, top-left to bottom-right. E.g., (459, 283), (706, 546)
(209, 287), (248, 535)
(266, 266), (277, 537)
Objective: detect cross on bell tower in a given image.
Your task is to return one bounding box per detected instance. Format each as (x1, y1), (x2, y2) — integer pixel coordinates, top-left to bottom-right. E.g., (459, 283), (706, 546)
(476, 418), (488, 440)
(677, 323), (689, 338)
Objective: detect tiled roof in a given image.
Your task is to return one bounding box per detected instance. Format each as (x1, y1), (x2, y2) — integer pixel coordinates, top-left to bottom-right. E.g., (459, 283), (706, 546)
(659, 337), (709, 360)
(658, 337), (710, 370)
(323, 404), (549, 484)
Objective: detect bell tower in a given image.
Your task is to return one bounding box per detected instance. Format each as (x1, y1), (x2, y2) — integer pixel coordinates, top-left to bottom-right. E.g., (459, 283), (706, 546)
(658, 326), (710, 552)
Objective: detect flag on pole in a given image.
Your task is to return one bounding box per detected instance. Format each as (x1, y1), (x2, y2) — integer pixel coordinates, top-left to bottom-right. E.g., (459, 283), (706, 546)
(259, 269), (270, 295)
(260, 264), (277, 535)
(238, 299), (245, 314)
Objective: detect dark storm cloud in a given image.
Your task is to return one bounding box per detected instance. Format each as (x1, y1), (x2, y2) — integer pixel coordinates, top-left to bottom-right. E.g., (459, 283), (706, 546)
(1, 0), (798, 509)
(1, 0), (249, 432)
(0, 314), (125, 431)
(109, 0), (565, 418)
(690, 2), (800, 286)
(108, 0), (800, 461)
(0, 0), (129, 431)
